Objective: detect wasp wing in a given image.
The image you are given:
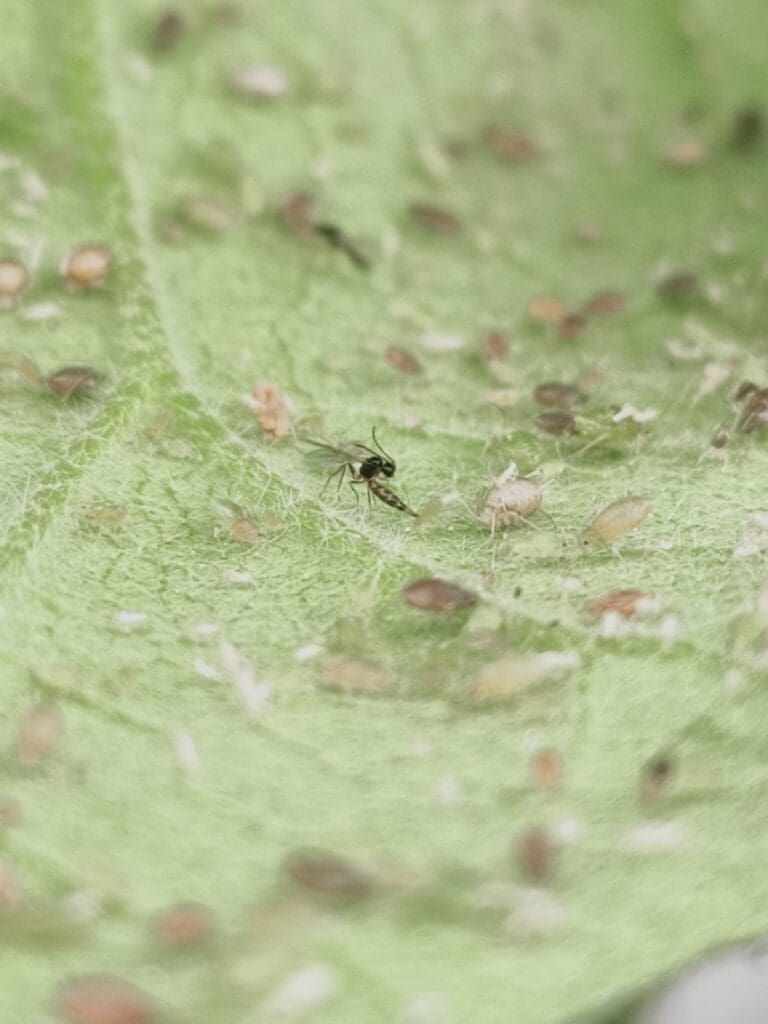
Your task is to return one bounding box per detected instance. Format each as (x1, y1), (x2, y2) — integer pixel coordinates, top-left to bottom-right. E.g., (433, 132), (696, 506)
(304, 440), (365, 472)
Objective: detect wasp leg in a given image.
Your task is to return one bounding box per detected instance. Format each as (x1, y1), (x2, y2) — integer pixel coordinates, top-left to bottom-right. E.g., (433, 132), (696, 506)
(320, 465), (347, 498)
(348, 478), (366, 509)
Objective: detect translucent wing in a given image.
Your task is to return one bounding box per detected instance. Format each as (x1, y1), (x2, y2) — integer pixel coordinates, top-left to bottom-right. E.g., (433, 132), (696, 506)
(304, 439), (365, 472)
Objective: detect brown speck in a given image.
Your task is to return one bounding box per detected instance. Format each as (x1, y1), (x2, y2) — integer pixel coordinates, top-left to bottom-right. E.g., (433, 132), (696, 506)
(402, 578), (478, 613)
(83, 504), (127, 528)
(515, 827), (556, 883)
(559, 312), (587, 339)
(534, 382), (582, 408)
(663, 137), (707, 168)
(60, 246), (112, 290)
(283, 848), (374, 901)
(484, 125), (538, 162)
(585, 589), (654, 619)
(640, 755), (675, 805)
(384, 346), (422, 375)
(0, 797), (22, 828)
(658, 271), (699, 299)
(16, 703), (63, 768)
(230, 514), (260, 544)
(529, 749), (562, 791)
(731, 105), (764, 149)
(574, 221), (602, 244)
(582, 496), (652, 546)
(245, 380), (294, 439)
(527, 296), (566, 324)
(535, 410), (577, 436)
(0, 258), (29, 309)
(710, 426), (730, 449)
(152, 9), (187, 51)
(409, 202), (462, 235)
(151, 902), (217, 947)
(322, 658), (391, 694)
(55, 975), (157, 1024)
(582, 290), (626, 316)
(478, 467), (542, 531)
(0, 857), (21, 909)
(230, 64), (289, 101)
(280, 192), (316, 237)
(737, 388), (768, 433)
(483, 331), (509, 362)
(46, 366), (101, 398)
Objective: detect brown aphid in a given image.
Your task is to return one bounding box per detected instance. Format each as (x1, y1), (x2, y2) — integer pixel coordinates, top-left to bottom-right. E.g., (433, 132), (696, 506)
(731, 105), (764, 150)
(322, 658), (391, 694)
(230, 514), (260, 544)
(658, 271), (699, 299)
(585, 589), (654, 619)
(478, 467), (542, 531)
(582, 290), (626, 317)
(0, 797), (22, 828)
(640, 755), (675, 805)
(0, 351), (42, 386)
(280, 192), (317, 237)
(663, 137), (707, 168)
(559, 312), (588, 339)
(152, 9), (187, 51)
(484, 125), (538, 162)
(736, 388), (768, 433)
(60, 245), (112, 290)
(582, 496), (652, 547)
(483, 330), (509, 362)
(245, 380), (294, 439)
(409, 202), (462, 235)
(710, 426), (730, 449)
(283, 848), (374, 901)
(529, 748), (563, 791)
(16, 703), (63, 768)
(528, 295), (566, 324)
(402, 578), (478, 613)
(535, 410), (577, 437)
(515, 827), (556, 883)
(534, 382), (582, 408)
(46, 365), (101, 398)
(55, 975), (158, 1024)
(0, 258), (29, 309)
(384, 345), (422, 375)
(150, 902), (217, 948)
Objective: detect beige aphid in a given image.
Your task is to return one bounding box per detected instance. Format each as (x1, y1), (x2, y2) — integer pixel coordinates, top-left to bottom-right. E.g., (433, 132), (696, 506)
(0, 259), (29, 309)
(60, 245), (112, 290)
(582, 496), (652, 546)
(478, 463), (542, 531)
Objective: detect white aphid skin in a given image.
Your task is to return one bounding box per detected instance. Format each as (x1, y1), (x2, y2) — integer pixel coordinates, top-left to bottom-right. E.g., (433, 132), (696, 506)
(0, 259), (28, 309)
(478, 463), (542, 531)
(582, 496), (652, 546)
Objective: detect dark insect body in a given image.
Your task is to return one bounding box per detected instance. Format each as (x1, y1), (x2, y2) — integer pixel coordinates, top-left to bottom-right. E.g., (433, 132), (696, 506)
(314, 222), (371, 270)
(305, 429), (417, 516)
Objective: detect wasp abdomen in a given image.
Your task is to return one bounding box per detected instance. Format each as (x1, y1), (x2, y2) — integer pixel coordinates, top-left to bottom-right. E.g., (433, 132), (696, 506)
(368, 478), (417, 516)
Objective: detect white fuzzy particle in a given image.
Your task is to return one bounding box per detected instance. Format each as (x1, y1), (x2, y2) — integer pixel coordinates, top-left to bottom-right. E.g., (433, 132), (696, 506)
(436, 774), (462, 806)
(127, 52), (153, 83)
(224, 569), (254, 585)
(611, 403), (658, 424)
(174, 729), (201, 774)
(115, 610), (147, 630)
(22, 301), (60, 322)
(220, 642), (271, 717)
(295, 643), (323, 662)
(20, 168), (48, 203)
(403, 992), (449, 1024)
(193, 621), (221, 638)
(622, 820), (688, 854)
(262, 964), (337, 1020)
(193, 658), (221, 681)
(421, 331), (465, 352)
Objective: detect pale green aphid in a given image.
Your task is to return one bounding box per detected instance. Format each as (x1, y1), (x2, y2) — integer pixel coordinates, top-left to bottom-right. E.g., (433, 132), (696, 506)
(582, 496), (653, 546)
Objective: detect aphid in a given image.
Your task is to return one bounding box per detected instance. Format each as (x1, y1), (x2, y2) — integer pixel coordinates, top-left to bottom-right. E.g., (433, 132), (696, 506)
(483, 330), (509, 361)
(658, 270), (699, 299)
(736, 387), (768, 433)
(640, 755), (675, 805)
(731, 104), (764, 149)
(60, 245), (112, 290)
(0, 857), (21, 909)
(582, 290), (626, 316)
(535, 411), (577, 436)
(283, 848), (374, 901)
(0, 797), (22, 828)
(46, 365), (101, 398)
(527, 295), (566, 324)
(515, 827), (556, 883)
(55, 975), (158, 1024)
(279, 192), (316, 236)
(0, 351), (42, 386)
(313, 222), (370, 270)
(586, 589), (656, 619)
(663, 137), (707, 168)
(409, 202), (462, 235)
(478, 465), (542, 531)
(384, 345), (422, 375)
(401, 578), (478, 613)
(322, 658), (391, 694)
(472, 652), (579, 702)
(230, 64), (289, 101)
(150, 902), (217, 947)
(582, 496), (652, 547)
(305, 429), (417, 516)
(558, 312), (588, 339)
(533, 382), (583, 408)
(0, 258), (29, 309)
(152, 9), (187, 51)
(529, 749), (562, 791)
(245, 380), (294, 439)
(484, 125), (538, 162)
(16, 703), (63, 768)
(180, 195), (237, 233)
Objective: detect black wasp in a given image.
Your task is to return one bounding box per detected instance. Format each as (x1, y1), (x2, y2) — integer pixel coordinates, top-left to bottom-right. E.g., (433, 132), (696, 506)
(305, 428), (417, 517)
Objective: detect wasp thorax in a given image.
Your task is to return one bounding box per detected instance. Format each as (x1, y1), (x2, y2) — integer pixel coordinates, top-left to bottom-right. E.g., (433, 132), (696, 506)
(478, 463), (542, 530)
(0, 259), (29, 309)
(60, 245), (113, 290)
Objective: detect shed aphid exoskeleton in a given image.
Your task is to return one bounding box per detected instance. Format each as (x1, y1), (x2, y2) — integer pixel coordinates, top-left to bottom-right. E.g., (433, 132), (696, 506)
(305, 428), (417, 517)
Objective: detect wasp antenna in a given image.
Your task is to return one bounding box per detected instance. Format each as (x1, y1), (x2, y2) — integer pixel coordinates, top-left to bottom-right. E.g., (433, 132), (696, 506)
(371, 426), (394, 462)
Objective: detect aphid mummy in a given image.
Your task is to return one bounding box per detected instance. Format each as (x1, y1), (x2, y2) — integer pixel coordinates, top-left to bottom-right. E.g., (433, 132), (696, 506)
(478, 464), (542, 531)
(582, 496), (652, 546)
(0, 258), (29, 309)
(60, 245), (112, 290)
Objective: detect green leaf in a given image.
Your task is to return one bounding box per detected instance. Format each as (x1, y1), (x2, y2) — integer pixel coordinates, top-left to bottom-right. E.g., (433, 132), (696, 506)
(1, 1), (768, 1021)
